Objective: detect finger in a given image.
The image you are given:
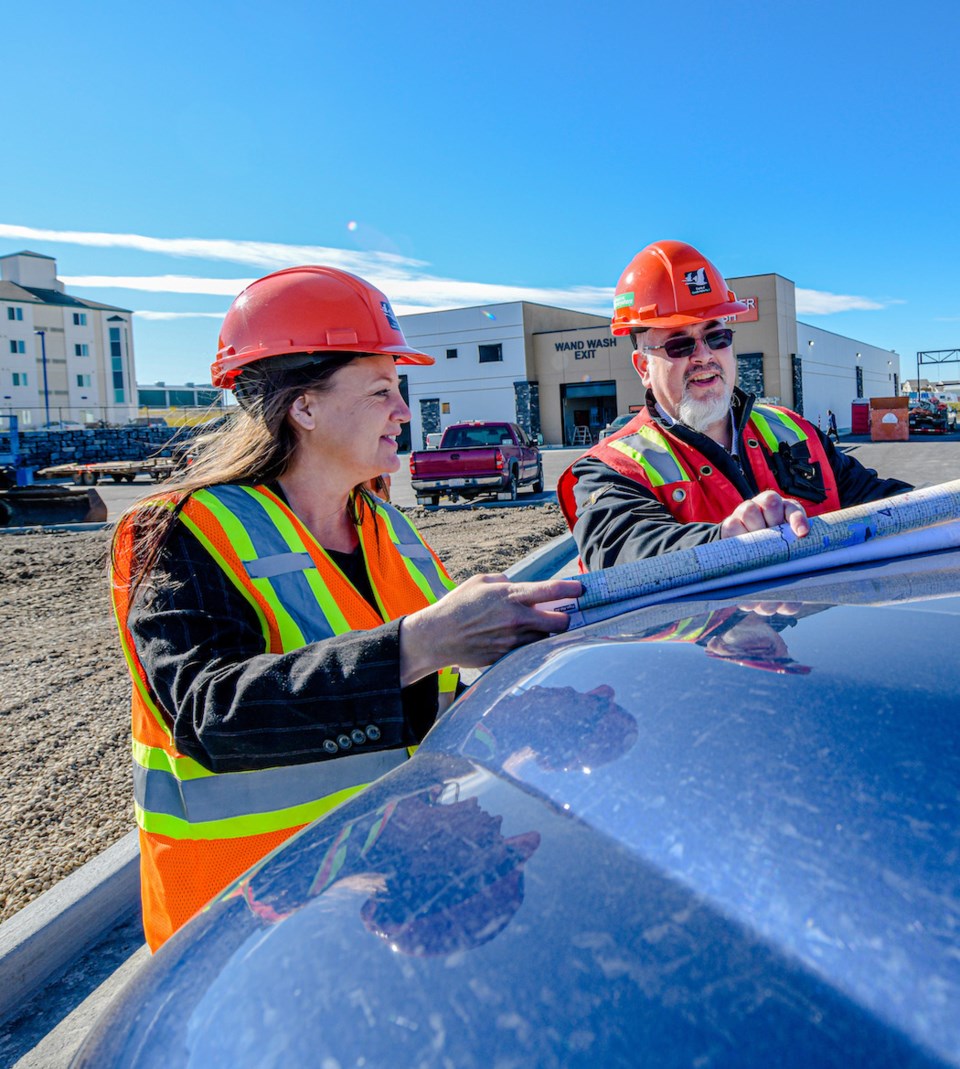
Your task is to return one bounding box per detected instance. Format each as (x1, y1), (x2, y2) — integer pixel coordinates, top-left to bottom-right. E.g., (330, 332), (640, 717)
(785, 504), (810, 537)
(736, 502), (769, 533)
(510, 578), (583, 606)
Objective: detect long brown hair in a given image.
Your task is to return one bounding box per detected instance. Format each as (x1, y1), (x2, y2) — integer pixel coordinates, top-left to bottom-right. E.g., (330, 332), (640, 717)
(113, 353), (374, 596)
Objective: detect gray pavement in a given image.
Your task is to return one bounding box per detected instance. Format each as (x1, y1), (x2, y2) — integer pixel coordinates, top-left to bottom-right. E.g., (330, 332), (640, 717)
(42, 438), (960, 521)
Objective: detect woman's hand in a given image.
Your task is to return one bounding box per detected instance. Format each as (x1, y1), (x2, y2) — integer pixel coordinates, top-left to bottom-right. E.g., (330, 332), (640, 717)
(399, 574), (583, 685)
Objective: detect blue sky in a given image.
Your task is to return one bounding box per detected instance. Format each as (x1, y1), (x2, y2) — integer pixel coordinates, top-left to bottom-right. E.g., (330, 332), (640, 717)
(3, 0), (958, 386)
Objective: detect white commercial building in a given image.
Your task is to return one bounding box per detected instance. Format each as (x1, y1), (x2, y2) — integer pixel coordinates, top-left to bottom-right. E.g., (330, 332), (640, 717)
(0, 250), (137, 427)
(398, 271), (903, 446)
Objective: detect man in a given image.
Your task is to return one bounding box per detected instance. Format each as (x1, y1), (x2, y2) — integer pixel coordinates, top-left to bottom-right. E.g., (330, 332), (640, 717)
(827, 409), (841, 443)
(558, 241), (912, 570)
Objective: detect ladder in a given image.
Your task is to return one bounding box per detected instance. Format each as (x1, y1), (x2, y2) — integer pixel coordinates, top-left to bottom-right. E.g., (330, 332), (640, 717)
(571, 426), (592, 446)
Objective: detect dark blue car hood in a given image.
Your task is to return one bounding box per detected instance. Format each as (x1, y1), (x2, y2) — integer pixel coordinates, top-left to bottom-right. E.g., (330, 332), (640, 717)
(76, 550), (960, 1067)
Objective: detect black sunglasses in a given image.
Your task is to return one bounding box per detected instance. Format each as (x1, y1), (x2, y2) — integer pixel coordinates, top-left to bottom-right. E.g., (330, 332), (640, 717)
(642, 327), (735, 360)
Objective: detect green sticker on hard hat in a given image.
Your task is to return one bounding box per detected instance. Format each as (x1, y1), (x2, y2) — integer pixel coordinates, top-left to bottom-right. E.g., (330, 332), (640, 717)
(614, 292), (634, 309)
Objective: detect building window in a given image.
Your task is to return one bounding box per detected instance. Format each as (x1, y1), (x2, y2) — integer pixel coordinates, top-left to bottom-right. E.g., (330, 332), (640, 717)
(9, 340), (25, 354)
(12, 372), (27, 386)
(73, 312), (88, 326)
(446, 348), (458, 360)
(109, 326), (125, 400)
(75, 343), (90, 357)
(7, 307), (23, 321)
(478, 343), (503, 363)
(76, 374), (93, 387)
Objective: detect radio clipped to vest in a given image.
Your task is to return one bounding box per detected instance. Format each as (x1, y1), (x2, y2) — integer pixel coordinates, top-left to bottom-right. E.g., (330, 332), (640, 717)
(770, 441), (828, 504)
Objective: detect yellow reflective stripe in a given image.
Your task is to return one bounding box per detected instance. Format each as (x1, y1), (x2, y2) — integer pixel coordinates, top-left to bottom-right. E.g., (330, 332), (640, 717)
(749, 410), (780, 452)
(247, 488), (353, 636)
(751, 406), (809, 450)
(670, 618), (708, 641)
(438, 666), (459, 693)
(370, 503), (437, 605)
(132, 738), (213, 781)
(113, 592), (173, 735)
(134, 783), (368, 840)
(611, 425), (689, 487)
(179, 499), (275, 649)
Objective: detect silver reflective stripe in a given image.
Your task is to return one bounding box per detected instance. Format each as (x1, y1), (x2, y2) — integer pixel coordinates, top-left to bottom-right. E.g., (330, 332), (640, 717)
(754, 407), (803, 446)
(245, 551), (314, 579)
(375, 499), (451, 600)
(615, 433), (685, 484)
(205, 485), (336, 644)
(133, 747), (407, 824)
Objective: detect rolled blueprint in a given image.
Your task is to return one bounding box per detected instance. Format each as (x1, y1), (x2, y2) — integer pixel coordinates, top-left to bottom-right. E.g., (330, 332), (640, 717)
(551, 479), (960, 628)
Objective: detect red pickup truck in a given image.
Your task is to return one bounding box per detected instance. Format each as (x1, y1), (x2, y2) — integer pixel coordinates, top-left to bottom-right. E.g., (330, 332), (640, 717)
(409, 421), (544, 506)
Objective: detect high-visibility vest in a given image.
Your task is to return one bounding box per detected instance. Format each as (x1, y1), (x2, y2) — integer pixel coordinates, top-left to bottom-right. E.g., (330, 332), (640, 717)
(558, 404), (840, 531)
(112, 484), (458, 950)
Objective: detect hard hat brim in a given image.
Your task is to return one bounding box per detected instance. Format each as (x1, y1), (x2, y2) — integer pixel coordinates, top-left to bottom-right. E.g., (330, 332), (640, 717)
(613, 297), (751, 334)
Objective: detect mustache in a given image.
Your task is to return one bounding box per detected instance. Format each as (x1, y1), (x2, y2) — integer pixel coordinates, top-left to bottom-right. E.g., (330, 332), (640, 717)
(683, 364), (725, 386)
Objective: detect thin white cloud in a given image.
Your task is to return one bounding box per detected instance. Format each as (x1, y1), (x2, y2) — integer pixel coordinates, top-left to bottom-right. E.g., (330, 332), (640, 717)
(134, 310), (227, 320)
(9, 221), (888, 320)
(65, 272), (615, 316)
(796, 288), (886, 314)
(0, 222), (425, 273)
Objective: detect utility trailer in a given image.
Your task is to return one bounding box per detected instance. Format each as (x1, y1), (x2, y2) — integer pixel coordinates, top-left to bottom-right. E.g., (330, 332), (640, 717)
(36, 457), (178, 486)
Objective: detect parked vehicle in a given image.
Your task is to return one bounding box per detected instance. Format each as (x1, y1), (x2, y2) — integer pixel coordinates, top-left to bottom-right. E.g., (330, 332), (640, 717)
(598, 412), (634, 440)
(909, 397), (953, 434)
(75, 508), (960, 1068)
(409, 421), (543, 505)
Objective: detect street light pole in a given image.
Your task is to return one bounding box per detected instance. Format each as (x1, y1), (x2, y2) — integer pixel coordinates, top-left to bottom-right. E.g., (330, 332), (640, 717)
(33, 329), (50, 427)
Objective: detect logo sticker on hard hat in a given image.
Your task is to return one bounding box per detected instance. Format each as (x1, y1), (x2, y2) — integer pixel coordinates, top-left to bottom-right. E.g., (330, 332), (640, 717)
(683, 268), (711, 296)
(380, 300), (401, 332)
(614, 292), (635, 309)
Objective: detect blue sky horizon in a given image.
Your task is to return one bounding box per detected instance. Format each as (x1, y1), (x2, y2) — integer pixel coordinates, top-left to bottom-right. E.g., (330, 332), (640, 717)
(3, 0), (958, 388)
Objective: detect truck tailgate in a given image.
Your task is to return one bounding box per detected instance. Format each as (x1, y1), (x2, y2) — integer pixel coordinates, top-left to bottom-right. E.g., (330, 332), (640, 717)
(411, 448), (502, 479)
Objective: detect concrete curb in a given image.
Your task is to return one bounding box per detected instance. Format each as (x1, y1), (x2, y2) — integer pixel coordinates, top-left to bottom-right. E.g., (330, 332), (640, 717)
(0, 830), (140, 1024)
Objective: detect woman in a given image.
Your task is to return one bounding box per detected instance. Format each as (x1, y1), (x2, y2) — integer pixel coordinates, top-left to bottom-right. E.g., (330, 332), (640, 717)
(112, 265), (579, 950)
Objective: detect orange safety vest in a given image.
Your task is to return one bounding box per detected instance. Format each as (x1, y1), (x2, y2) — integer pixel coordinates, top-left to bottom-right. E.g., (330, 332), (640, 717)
(112, 484), (458, 950)
(558, 403), (841, 531)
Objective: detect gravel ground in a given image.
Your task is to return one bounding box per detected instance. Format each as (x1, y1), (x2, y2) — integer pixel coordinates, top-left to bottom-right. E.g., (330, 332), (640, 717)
(0, 504), (568, 922)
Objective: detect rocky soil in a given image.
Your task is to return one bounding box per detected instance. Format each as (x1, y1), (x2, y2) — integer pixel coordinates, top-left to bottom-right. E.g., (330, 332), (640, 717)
(0, 505), (568, 922)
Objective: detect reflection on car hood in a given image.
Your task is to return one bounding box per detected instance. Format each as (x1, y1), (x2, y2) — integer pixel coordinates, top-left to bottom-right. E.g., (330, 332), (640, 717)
(76, 549), (960, 1068)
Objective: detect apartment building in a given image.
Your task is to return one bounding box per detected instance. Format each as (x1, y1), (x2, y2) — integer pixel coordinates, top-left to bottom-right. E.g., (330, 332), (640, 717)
(0, 250), (137, 427)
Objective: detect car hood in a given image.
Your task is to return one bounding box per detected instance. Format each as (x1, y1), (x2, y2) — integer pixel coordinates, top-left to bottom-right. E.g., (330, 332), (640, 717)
(76, 550), (960, 1068)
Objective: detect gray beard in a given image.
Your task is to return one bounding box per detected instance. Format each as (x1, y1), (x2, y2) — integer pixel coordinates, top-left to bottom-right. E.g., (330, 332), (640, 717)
(677, 390), (732, 433)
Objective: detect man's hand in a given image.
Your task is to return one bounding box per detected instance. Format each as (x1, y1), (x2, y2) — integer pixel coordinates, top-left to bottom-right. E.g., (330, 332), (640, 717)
(719, 491), (810, 539)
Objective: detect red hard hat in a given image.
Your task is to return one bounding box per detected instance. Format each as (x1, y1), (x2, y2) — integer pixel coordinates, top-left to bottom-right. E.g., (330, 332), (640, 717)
(612, 240), (749, 333)
(212, 265), (433, 389)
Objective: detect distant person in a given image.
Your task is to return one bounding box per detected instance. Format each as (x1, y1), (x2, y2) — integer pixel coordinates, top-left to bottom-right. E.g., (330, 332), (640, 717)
(110, 265), (580, 950)
(827, 409), (840, 443)
(558, 240), (913, 569)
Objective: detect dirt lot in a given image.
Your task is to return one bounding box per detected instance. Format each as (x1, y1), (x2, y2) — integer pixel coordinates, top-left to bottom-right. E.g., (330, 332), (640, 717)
(0, 505), (568, 922)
